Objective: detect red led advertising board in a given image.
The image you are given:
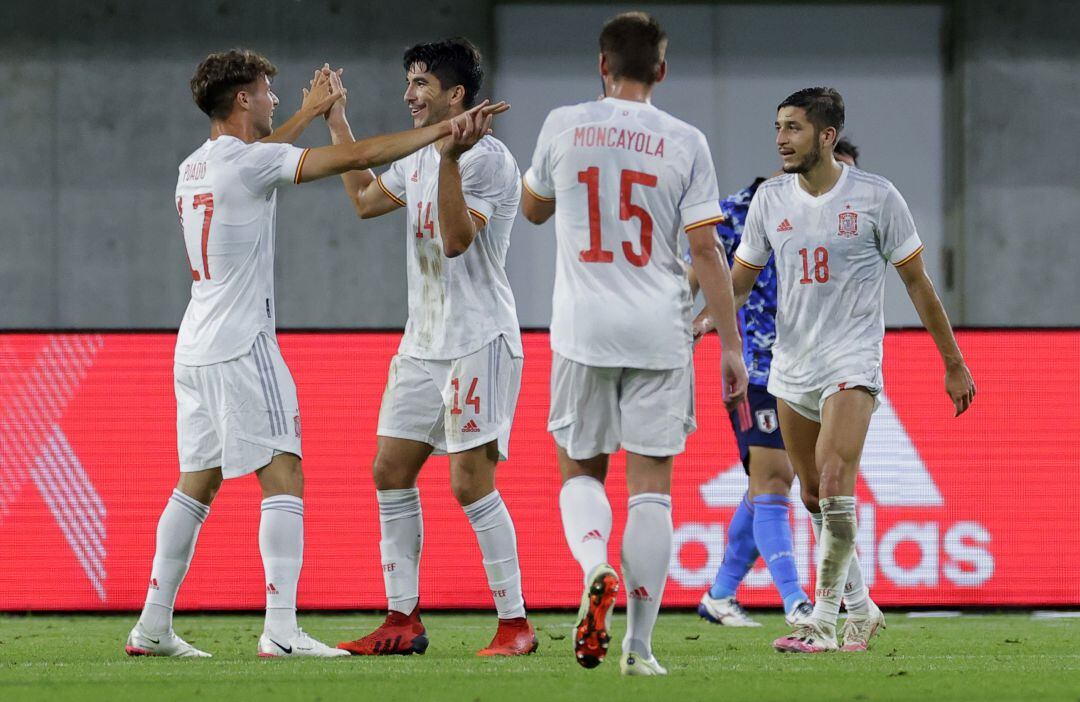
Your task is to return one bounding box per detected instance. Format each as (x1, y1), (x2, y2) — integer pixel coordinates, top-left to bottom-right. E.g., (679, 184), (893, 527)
(1, 331), (1077, 610)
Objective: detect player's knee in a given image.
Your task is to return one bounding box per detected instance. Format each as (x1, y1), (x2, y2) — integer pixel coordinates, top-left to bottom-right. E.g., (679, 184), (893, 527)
(449, 468), (488, 506)
(176, 470), (223, 505)
(800, 486), (820, 513)
(372, 453), (406, 490)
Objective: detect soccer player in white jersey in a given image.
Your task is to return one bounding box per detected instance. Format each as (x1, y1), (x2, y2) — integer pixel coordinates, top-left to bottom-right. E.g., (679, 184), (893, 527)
(323, 39), (535, 657)
(729, 87), (975, 653)
(521, 13), (749, 676)
(125, 49), (507, 659)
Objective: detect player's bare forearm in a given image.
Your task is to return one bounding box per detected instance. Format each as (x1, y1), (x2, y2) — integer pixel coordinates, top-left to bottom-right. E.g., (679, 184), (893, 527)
(521, 187), (555, 224)
(298, 122), (450, 184)
(688, 230), (740, 350)
(731, 262), (758, 310)
(897, 254), (975, 415)
(326, 114), (383, 218)
(438, 156), (480, 258)
(261, 107), (319, 144)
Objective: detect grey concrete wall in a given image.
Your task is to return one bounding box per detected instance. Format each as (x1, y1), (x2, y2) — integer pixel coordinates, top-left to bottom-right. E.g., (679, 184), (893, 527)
(0, 0), (493, 328)
(957, 0), (1080, 325)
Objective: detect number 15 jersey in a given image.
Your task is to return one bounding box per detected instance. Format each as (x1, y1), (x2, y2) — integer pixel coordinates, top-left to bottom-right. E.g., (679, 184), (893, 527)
(733, 165), (924, 393)
(524, 98), (724, 370)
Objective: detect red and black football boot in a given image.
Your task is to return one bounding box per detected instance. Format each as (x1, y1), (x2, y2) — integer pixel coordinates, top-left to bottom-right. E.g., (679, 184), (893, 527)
(337, 609), (429, 656)
(574, 564), (620, 669)
(476, 617), (539, 657)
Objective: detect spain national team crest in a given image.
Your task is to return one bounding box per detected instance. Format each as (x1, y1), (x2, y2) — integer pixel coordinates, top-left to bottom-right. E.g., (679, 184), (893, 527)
(838, 210), (859, 238)
(755, 408), (779, 434)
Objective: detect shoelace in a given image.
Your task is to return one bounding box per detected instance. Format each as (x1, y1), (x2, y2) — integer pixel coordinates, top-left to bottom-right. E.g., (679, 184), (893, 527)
(843, 616), (874, 641)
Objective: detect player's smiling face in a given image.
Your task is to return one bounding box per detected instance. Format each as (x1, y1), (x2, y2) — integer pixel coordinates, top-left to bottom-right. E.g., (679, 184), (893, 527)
(246, 75), (279, 139)
(404, 65), (450, 128)
(776, 106), (823, 175)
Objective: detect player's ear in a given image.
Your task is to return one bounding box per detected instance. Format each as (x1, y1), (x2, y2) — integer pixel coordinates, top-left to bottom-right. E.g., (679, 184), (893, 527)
(235, 89), (251, 112)
(654, 60), (667, 85)
(598, 53), (608, 79)
(451, 84), (465, 107)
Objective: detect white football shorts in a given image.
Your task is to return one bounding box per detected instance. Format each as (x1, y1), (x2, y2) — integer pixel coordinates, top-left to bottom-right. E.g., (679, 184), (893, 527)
(768, 368), (883, 424)
(377, 335), (522, 460)
(547, 353), (696, 460)
(175, 332), (302, 478)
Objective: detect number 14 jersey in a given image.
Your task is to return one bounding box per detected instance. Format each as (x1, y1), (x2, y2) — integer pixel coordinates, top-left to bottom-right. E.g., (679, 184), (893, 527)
(524, 97), (724, 370)
(733, 165), (924, 393)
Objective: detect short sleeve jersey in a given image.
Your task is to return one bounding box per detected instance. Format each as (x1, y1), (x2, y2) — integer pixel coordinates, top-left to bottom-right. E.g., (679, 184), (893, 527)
(733, 165), (923, 392)
(376, 136), (523, 360)
(523, 98), (724, 370)
(174, 137), (307, 366)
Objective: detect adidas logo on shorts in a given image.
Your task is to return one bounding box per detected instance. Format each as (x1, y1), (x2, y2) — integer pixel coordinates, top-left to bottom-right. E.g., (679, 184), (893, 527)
(462, 420), (481, 433)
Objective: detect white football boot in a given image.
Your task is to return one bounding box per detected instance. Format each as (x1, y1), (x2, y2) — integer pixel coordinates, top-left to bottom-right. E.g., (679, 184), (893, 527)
(784, 600), (815, 627)
(620, 650), (668, 676)
(697, 593), (761, 627)
(258, 629), (350, 658)
(125, 625), (211, 658)
(840, 602), (886, 652)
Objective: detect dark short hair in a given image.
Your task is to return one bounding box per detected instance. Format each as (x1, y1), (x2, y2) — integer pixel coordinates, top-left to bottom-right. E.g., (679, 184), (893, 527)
(190, 49), (277, 120)
(599, 11), (668, 84)
(835, 137), (860, 166)
(778, 87), (845, 135)
(403, 38), (484, 108)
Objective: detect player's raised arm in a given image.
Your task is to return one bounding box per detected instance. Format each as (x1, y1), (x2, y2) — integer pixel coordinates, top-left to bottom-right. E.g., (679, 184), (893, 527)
(261, 65), (340, 145)
(894, 252), (975, 416)
(438, 108), (494, 257)
(297, 100), (510, 184)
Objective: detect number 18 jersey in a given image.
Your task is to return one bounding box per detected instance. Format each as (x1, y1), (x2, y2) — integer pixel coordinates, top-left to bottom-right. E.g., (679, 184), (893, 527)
(733, 165), (924, 393)
(174, 137), (306, 366)
(524, 98), (724, 370)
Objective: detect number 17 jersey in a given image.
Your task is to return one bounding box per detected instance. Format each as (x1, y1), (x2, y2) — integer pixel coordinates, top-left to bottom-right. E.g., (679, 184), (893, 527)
(524, 98), (724, 370)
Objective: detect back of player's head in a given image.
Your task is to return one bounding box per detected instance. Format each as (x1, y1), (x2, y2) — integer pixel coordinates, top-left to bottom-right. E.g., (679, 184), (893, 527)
(778, 87), (845, 136)
(191, 49), (277, 120)
(403, 38), (484, 108)
(834, 137), (860, 166)
(599, 11), (668, 85)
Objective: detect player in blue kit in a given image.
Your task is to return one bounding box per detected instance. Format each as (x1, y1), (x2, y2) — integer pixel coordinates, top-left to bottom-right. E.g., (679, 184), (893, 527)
(689, 139), (867, 628)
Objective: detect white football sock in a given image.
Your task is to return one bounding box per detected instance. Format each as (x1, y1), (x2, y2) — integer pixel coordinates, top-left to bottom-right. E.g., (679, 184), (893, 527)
(377, 488), (423, 615)
(463, 490), (526, 619)
(260, 495), (304, 638)
(559, 475), (612, 583)
(138, 489), (209, 634)
(810, 509), (871, 615)
(811, 497), (857, 629)
(621, 493), (672, 658)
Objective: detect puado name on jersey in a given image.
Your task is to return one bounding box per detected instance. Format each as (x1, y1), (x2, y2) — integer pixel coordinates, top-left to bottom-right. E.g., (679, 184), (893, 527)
(183, 161), (207, 182)
(572, 126), (665, 157)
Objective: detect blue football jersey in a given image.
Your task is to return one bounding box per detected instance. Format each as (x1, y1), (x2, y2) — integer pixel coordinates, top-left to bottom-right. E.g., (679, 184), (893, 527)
(689, 178), (777, 385)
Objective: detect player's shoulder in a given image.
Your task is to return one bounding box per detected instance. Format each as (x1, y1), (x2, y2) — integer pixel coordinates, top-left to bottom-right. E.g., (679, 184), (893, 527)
(753, 173), (795, 199)
(845, 165), (895, 193)
(540, 100), (606, 134)
(461, 135), (519, 173)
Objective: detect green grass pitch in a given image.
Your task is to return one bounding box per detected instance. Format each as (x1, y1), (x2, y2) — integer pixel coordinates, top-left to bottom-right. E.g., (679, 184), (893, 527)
(1, 612), (1077, 701)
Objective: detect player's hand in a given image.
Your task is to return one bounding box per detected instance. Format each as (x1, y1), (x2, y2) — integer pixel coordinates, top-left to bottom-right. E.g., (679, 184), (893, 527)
(945, 359), (975, 416)
(692, 312), (715, 346)
(301, 64), (339, 119)
(721, 347), (749, 412)
(325, 68), (348, 123)
(442, 102), (493, 159)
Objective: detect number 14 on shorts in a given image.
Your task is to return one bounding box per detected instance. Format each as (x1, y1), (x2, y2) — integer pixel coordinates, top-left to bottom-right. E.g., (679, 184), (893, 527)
(450, 377), (481, 415)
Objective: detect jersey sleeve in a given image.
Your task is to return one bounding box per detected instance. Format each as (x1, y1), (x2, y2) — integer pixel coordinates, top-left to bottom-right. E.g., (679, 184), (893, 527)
(459, 147), (510, 225)
(237, 142), (308, 194)
(878, 183), (924, 266)
(375, 159), (407, 207)
(680, 131), (725, 233)
(733, 194), (772, 270)
(522, 110), (558, 202)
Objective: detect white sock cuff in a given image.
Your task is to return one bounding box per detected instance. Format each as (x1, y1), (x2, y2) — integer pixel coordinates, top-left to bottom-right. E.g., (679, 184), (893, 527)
(261, 495), (304, 516)
(463, 490), (506, 527)
(561, 475), (605, 495)
(170, 489), (210, 523)
(628, 492), (672, 511)
(810, 511), (823, 526)
(377, 488), (422, 520)
(820, 495), (856, 515)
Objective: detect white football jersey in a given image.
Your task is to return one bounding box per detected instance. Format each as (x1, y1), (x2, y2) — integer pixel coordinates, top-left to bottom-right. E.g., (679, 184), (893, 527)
(174, 137), (306, 366)
(523, 97), (724, 370)
(377, 136), (523, 360)
(734, 165), (924, 393)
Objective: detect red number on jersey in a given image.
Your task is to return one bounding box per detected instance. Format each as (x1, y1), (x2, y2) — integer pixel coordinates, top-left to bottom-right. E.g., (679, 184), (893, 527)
(798, 246), (830, 284)
(577, 167), (658, 266)
(415, 201), (435, 239)
(178, 193), (214, 281)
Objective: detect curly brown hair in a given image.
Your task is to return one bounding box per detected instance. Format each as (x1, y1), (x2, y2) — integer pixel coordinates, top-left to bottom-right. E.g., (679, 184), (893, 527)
(190, 49), (277, 120)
